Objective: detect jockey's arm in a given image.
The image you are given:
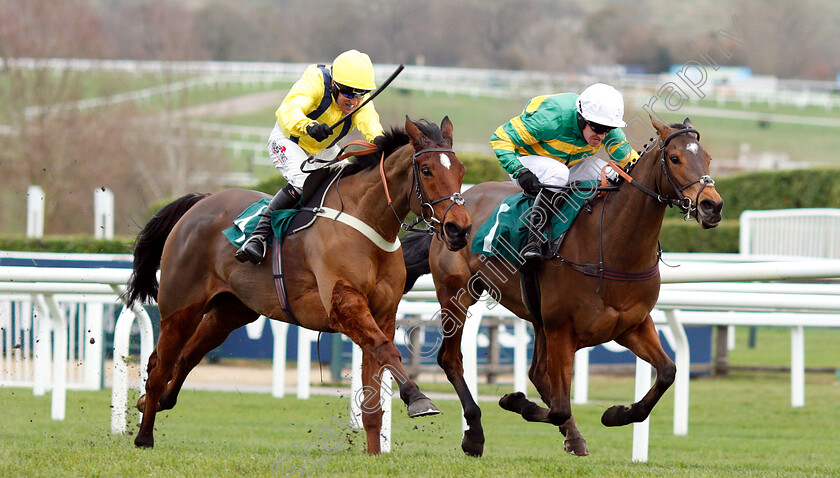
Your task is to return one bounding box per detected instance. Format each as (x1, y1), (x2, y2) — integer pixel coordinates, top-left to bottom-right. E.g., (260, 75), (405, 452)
(276, 66), (323, 138)
(604, 129), (641, 169)
(351, 102), (385, 142)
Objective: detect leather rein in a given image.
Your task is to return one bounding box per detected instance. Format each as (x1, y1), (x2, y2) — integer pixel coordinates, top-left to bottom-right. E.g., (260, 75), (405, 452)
(557, 127), (715, 282)
(606, 127), (715, 221)
(337, 140), (465, 240)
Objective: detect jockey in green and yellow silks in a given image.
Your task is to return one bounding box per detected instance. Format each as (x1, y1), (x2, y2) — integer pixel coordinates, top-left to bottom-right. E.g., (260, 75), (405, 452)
(490, 83), (640, 263)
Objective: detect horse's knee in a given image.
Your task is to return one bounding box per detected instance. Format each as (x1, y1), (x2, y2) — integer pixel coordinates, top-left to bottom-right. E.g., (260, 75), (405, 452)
(374, 342), (402, 366)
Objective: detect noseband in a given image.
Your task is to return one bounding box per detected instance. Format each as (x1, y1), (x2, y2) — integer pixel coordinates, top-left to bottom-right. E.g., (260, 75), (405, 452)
(380, 147), (465, 239)
(657, 128), (715, 221)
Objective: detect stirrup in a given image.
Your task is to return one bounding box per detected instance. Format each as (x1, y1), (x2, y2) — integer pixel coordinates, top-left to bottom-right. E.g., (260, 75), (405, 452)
(521, 242), (543, 262)
(234, 235), (267, 264)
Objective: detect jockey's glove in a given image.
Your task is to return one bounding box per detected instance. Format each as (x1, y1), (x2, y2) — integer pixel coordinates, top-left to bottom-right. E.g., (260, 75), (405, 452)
(604, 164), (620, 183)
(307, 122), (332, 142)
(516, 170), (541, 197)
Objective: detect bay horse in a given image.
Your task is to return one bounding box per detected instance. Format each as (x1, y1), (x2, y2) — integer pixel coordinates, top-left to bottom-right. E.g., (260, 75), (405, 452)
(123, 116), (471, 454)
(401, 117), (723, 457)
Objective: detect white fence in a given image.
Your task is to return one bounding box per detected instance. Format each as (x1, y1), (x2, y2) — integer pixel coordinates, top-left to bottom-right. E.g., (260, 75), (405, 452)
(4, 255), (840, 460)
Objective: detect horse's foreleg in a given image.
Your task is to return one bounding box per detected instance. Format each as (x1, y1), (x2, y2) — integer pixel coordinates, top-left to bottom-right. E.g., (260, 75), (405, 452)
(134, 302), (204, 448)
(601, 314), (676, 427)
(358, 349), (384, 455)
(158, 299), (258, 410)
(437, 316), (484, 457)
(328, 279), (439, 424)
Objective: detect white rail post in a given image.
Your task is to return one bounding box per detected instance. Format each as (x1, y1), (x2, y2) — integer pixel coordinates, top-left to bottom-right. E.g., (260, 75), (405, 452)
(350, 344), (363, 430)
(110, 303), (155, 435)
(573, 348), (590, 405)
(27, 186), (45, 238)
(461, 303), (482, 432)
(35, 294), (68, 420)
(791, 325), (805, 407)
(84, 303), (105, 390)
(632, 357), (652, 462)
(296, 327), (314, 399)
(33, 300), (51, 396)
(664, 310), (690, 435)
(93, 187), (115, 239)
(269, 319), (289, 398)
(513, 319), (528, 393)
(380, 368), (392, 454)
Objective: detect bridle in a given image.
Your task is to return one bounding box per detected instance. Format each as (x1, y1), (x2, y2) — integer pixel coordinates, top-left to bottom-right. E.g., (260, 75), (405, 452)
(657, 128), (716, 221)
(380, 146), (465, 239)
(607, 127), (715, 222)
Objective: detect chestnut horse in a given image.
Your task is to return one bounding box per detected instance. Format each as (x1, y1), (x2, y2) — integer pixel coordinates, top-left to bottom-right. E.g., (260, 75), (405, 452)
(401, 117), (723, 457)
(124, 117), (471, 454)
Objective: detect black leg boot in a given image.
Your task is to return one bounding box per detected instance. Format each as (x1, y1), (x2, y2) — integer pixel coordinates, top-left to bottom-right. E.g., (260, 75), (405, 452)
(235, 184), (301, 264)
(521, 190), (551, 264)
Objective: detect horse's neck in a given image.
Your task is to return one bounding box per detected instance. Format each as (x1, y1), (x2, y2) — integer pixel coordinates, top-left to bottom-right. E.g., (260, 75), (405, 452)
(597, 151), (667, 269)
(331, 147), (414, 242)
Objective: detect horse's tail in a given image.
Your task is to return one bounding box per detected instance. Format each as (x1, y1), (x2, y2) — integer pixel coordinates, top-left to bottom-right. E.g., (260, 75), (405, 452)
(123, 193), (211, 306)
(401, 231), (434, 294)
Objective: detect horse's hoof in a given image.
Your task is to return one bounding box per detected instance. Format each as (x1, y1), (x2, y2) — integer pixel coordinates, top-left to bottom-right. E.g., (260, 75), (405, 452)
(461, 433), (485, 457)
(564, 437), (589, 456)
(134, 434), (154, 448)
(601, 405), (632, 427)
(407, 398), (440, 418)
(135, 395), (146, 412)
(498, 392), (526, 413)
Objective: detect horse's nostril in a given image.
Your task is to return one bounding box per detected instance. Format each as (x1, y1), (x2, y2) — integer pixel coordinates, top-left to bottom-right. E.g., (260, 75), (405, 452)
(700, 199), (723, 215)
(444, 222), (471, 240)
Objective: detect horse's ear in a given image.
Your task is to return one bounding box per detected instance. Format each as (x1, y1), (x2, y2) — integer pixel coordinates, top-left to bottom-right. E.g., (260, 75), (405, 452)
(405, 115), (421, 140)
(683, 117), (695, 129)
(440, 116), (453, 146)
(650, 115), (669, 138)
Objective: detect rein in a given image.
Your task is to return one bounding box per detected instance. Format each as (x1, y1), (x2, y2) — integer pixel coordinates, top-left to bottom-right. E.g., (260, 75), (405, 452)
(554, 127), (713, 283)
(601, 127), (714, 221)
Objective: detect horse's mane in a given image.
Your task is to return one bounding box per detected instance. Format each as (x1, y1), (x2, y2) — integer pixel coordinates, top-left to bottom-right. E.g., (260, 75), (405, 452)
(342, 119), (444, 177)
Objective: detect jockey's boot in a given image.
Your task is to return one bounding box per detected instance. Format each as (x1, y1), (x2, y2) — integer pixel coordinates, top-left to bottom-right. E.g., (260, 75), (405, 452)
(521, 190), (552, 264)
(235, 184), (301, 265)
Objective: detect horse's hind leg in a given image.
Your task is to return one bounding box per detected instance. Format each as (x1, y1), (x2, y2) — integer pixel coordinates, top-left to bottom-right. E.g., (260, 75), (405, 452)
(158, 296), (259, 410)
(499, 321), (588, 456)
(134, 302), (205, 448)
(601, 314), (675, 427)
(328, 279), (438, 422)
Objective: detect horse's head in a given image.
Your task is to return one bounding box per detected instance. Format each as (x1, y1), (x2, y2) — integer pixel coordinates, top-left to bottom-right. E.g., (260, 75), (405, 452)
(405, 115), (472, 250)
(649, 116), (724, 229)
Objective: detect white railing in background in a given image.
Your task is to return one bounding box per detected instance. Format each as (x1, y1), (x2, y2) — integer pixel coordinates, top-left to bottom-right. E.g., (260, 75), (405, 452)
(4, 256), (840, 460)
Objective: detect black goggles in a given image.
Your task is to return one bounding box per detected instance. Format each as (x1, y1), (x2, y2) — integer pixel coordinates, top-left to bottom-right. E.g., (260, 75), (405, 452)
(335, 83), (369, 99)
(587, 121), (615, 135)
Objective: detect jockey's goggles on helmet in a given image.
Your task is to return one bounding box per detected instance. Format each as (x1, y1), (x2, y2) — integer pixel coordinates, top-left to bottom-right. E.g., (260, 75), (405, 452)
(335, 82), (369, 99)
(586, 120), (615, 135)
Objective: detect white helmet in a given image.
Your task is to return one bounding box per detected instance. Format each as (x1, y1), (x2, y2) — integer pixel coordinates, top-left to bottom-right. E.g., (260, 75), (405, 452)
(576, 83), (627, 128)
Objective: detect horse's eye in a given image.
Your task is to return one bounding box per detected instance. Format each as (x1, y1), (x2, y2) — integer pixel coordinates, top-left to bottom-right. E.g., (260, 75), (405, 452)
(421, 167), (432, 177)
(669, 154), (680, 165)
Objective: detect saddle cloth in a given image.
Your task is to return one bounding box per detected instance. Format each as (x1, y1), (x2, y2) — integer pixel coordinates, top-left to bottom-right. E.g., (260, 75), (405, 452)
(469, 180), (599, 264)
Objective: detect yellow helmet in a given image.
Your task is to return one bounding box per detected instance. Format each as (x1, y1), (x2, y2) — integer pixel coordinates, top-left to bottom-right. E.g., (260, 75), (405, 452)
(331, 50), (376, 90)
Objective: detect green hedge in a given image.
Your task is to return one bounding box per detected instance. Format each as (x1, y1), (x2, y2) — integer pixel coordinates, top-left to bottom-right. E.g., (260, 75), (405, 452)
(660, 219), (739, 253)
(0, 236), (135, 254)
(5, 167), (839, 254)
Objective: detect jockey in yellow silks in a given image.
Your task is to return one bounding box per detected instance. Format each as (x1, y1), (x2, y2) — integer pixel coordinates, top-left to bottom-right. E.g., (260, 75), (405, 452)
(235, 49), (386, 265)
